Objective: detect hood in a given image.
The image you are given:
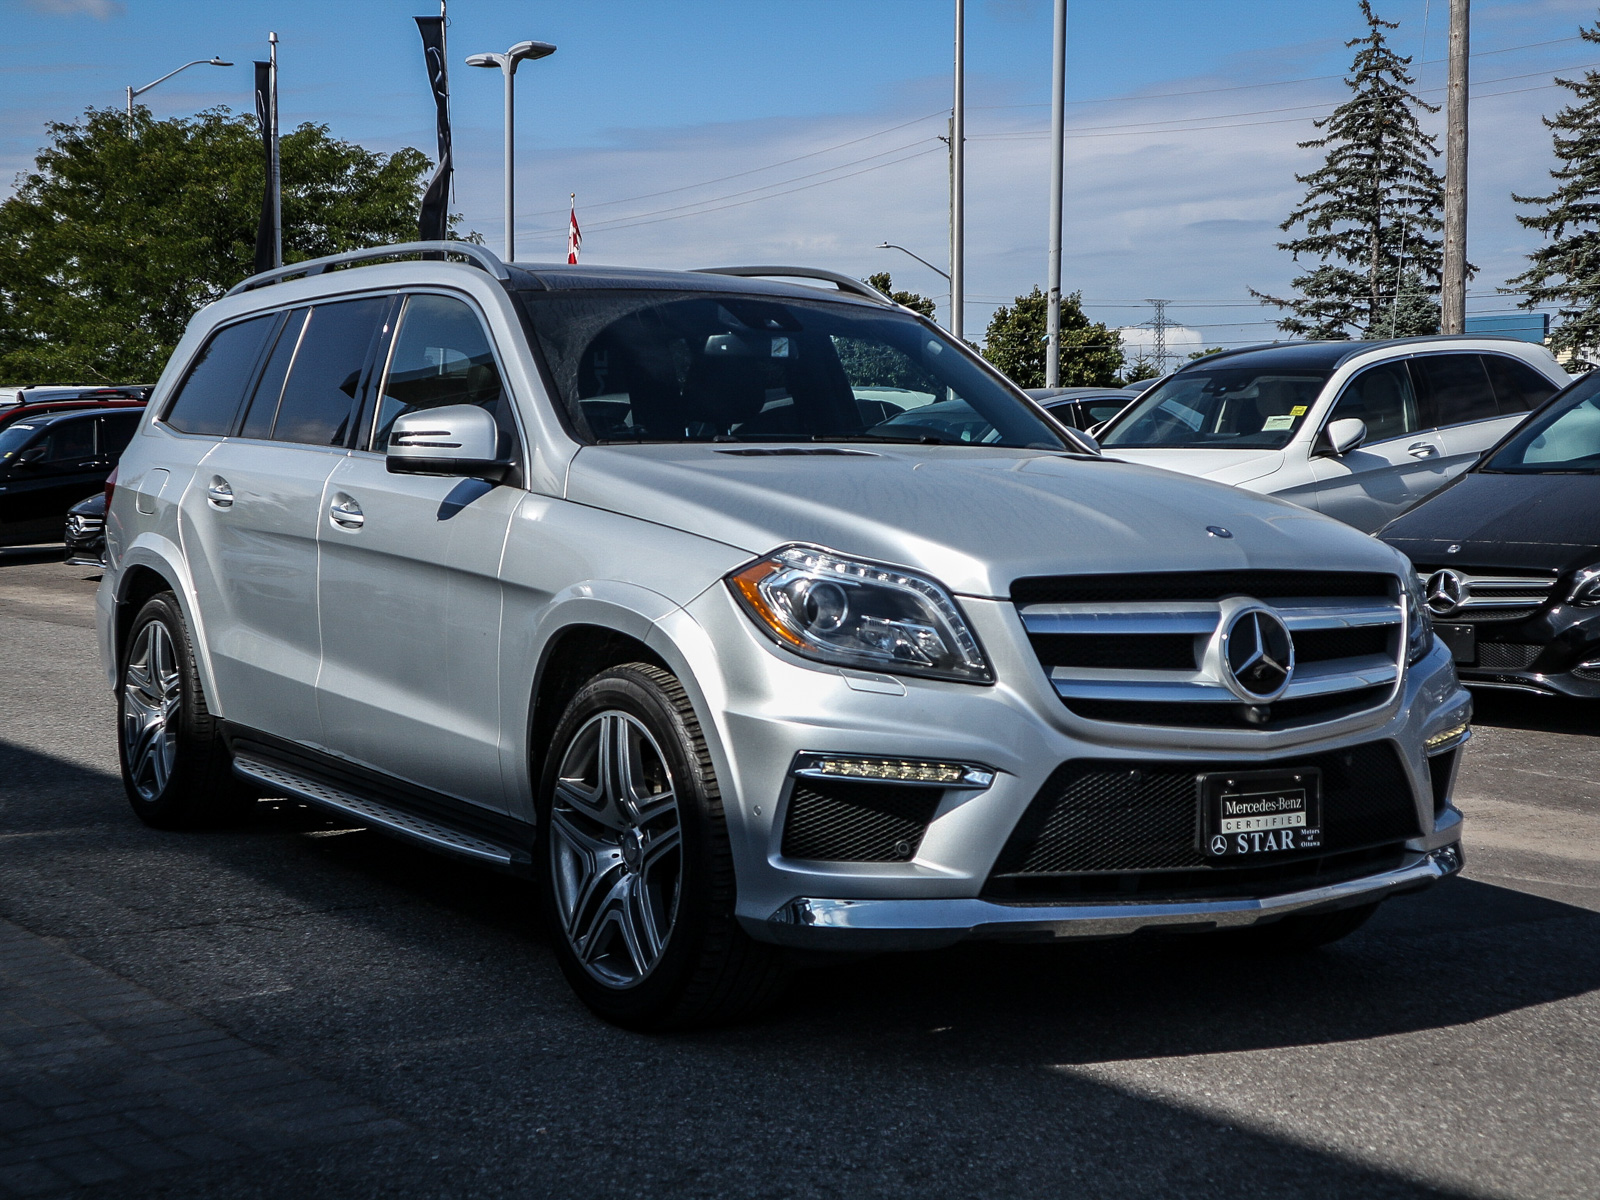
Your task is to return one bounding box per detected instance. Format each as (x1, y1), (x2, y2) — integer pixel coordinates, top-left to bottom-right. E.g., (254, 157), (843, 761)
(1381, 471), (1600, 574)
(566, 444), (1401, 598)
(1098, 446), (1286, 488)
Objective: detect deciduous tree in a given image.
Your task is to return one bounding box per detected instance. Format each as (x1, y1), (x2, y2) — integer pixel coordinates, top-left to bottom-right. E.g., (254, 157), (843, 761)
(981, 286), (1122, 387)
(0, 106), (434, 383)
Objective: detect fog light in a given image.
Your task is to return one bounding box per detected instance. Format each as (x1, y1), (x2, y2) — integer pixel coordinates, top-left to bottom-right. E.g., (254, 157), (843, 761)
(793, 753), (995, 789)
(1429, 843), (1463, 874)
(1424, 723), (1471, 754)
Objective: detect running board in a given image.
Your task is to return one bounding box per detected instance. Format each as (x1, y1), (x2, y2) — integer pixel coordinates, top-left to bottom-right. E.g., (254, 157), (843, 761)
(232, 752), (530, 872)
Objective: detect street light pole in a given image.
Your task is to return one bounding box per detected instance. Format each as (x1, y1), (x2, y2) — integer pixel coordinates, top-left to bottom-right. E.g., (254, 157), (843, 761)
(466, 40), (557, 262)
(950, 0), (965, 342)
(125, 55), (232, 133)
(878, 241), (950, 321)
(1045, 0), (1066, 387)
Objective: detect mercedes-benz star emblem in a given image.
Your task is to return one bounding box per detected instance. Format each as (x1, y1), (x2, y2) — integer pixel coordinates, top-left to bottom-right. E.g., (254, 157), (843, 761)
(1425, 569), (1465, 616)
(1221, 607), (1295, 701)
(1209, 834), (1229, 856)
(1206, 526), (1233, 539)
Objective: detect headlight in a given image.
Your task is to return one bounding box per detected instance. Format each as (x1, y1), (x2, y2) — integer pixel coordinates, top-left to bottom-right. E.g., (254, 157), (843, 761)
(1568, 564), (1600, 607)
(727, 545), (992, 683)
(1403, 570), (1434, 664)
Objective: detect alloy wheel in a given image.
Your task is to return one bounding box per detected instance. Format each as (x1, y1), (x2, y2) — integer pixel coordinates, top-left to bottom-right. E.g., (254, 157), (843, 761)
(549, 710), (683, 988)
(122, 620), (182, 802)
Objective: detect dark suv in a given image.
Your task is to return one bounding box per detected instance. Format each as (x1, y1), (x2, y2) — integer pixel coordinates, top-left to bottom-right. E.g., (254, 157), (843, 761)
(0, 407), (142, 547)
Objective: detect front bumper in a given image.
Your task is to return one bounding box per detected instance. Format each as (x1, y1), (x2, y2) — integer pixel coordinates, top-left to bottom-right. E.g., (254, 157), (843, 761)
(669, 585), (1472, 950)
(1450, 605), (1600, 698)
(753, 843), (1463, 951)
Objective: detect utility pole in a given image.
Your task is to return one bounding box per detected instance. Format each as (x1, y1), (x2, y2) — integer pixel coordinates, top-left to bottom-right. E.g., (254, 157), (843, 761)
(950, 0), (965, 342)
(1145, 299), (1170, 373)
(268, 32), (281, 269)
(1441, 0), (1469, 334)
(1045, 0), (1066, 387)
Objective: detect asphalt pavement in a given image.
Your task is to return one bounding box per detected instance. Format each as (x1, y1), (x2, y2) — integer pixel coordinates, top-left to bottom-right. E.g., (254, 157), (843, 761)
(1, 548), (1597, 1200)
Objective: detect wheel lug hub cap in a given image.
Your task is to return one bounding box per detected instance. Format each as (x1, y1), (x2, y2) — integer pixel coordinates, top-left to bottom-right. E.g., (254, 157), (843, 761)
(620, 828), (644, 873)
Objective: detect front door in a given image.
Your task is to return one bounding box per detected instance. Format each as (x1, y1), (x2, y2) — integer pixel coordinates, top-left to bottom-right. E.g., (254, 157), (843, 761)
(1309, 359), (1451, 532)
(316, 292), (521, 811)
(0, 414), (103, 544)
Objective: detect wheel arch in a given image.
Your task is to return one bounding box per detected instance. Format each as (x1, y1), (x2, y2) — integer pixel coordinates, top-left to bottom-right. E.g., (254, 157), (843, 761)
(112, 542), (222, 714)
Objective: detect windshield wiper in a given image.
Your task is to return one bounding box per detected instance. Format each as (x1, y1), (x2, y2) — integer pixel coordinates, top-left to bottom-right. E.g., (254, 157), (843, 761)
(812, 432), (955, 446)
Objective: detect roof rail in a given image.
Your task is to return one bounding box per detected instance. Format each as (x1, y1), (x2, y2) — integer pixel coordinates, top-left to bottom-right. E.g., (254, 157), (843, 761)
(692, 266), (896, 307)
(225, 241), (510, 297)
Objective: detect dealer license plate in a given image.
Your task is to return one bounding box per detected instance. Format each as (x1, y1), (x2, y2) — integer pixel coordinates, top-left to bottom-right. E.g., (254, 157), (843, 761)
(1434, 622), (1476, 665)
(1198, 769), (1323, 858)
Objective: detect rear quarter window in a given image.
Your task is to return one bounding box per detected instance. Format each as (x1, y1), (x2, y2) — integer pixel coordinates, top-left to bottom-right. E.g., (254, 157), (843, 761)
(162, 314), (277, 436)
(1483, 355), (1560, 415)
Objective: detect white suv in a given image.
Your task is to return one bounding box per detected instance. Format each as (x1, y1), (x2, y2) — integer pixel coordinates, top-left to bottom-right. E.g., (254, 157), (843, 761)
(1096, 338), (1567, 532)
(98, 243), (1470, 1028)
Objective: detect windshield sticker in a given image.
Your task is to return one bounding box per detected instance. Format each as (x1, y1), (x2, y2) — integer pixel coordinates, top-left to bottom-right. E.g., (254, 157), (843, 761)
(1262, 414), (1296, 431)
(1158, 399), (1204, 431)
(1290, 405), (1307, 416)
(771, 337), (790, 358)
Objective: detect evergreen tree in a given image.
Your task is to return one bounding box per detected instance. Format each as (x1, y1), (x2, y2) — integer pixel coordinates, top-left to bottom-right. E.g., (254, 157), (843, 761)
(0, 106), (434, 383)
(1252, 1), (1446, 339)
(981, 287), (1123, 387)
(1506, 16), (1600, 364)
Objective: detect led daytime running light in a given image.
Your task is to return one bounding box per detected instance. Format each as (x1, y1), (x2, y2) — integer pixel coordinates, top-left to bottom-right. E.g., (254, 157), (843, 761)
(1424, 723), (1470, 753)
(795, 754), (995, 788)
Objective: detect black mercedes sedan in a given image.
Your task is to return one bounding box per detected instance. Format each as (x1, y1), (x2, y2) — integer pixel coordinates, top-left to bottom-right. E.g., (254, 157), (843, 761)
(1379, 368), (1600, 698)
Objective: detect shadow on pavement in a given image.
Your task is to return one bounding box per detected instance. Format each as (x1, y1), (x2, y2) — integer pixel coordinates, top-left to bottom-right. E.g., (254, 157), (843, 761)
(0, 545), (68, 568)
(3, 736), (1586, 1198)
(1469, 688), (1600, 736)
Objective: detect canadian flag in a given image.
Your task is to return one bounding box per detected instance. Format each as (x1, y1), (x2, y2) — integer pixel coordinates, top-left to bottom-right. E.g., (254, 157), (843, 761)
(567, 194), (581, 264)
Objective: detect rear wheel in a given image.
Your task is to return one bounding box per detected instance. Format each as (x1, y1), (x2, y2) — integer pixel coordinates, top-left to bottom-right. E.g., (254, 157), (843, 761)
(117, 592), (241, 829)
(536, 662), (787, 1030)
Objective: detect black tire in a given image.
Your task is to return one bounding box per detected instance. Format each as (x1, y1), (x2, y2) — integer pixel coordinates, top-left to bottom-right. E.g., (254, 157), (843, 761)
(1238, 902), (1379, 954)
(117, 591), (242, 829)
(536, 662), (788, 1030)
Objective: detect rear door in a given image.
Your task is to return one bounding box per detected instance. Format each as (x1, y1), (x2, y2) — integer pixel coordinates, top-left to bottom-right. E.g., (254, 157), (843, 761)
(179, 296), (388, 745)
(1411, 353), (1507, 480)
(1445, 353), (1563, 458)
(1308, 359), (1451, 531)
(316, 292), (521, 810)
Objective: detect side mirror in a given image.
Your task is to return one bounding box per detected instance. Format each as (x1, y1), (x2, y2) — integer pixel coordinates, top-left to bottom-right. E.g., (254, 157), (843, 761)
(1319, 417), (1367, 457)
(13, 446), (46, 468)
(386, 405), (511, 482)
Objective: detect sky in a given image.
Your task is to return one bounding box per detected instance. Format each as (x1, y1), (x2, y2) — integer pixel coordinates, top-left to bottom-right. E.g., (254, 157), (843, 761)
(4, 0), (1598, 360)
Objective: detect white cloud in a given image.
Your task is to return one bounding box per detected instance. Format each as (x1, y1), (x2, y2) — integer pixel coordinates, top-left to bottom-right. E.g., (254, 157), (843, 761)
(23, 0), (124, 18)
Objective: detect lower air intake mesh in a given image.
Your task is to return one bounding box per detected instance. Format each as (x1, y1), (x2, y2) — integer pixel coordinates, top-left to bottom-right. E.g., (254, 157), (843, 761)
(781, 780), (940, 863)
(989, 740), (1421, 881)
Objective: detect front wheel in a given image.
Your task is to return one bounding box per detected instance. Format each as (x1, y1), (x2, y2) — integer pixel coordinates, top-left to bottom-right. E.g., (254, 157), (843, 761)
(536, 663), (787, 1030)
(117, 592), (241, 828)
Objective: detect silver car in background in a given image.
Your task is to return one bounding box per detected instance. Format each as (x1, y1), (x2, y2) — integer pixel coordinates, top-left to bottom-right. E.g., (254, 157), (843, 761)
(98, 244), (1470, 1029)
(1096, 338), (1567, 532)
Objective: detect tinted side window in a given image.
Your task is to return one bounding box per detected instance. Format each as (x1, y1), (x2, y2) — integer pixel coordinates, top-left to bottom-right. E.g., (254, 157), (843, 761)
(37, 419), (98, 466)
(269, 298), (386, 446)
(372, 294), (513, 451)
(99, 413), (141, 459)
(239, 309), (307, 441)
(1412, 354), (1497, 427)
(1327, 361), (1418, 442)
(1483, 355), (1559, 415)
(162, 315), (276, 435)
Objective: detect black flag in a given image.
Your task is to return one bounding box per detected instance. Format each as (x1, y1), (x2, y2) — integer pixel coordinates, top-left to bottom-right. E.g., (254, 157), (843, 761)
(253, 61), (274, 274)
(415, 16), (451, 243)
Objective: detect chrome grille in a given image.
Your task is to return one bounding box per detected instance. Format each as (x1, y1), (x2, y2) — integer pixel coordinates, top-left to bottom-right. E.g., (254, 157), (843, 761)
(1014, 571), (1403, 730)
(1414, 566), (1557, 623)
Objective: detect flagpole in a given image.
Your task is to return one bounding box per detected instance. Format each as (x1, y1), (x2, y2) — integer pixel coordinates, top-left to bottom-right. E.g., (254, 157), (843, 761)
(269, 31), (281, 268)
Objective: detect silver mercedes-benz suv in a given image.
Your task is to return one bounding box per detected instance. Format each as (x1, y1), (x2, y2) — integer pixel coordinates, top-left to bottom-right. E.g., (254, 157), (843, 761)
(97, 243), (1470, 1028)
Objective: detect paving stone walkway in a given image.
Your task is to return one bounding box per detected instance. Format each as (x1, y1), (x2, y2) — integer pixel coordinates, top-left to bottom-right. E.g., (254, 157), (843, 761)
(0, 918), (405, 1197)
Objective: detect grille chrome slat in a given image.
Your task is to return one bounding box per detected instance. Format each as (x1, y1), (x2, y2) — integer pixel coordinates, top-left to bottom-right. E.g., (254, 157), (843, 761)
(1414, 568), (1557, 620)
(1014, 571), (1403, 730)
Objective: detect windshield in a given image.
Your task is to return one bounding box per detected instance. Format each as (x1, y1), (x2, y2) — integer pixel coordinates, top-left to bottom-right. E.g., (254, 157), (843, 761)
(0, 423), (41, 461)
(519, 290), (1067, 449)
(1099, 366), (1331, 450)
(1483, 373), (1600, 473)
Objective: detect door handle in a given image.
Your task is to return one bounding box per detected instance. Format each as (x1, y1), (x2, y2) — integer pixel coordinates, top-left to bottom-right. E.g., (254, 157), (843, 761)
(328, 493), (364, 530)
(206, 478), (234, 508)
(1407, 442), (1439, 459)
